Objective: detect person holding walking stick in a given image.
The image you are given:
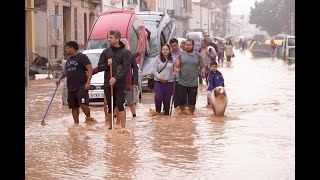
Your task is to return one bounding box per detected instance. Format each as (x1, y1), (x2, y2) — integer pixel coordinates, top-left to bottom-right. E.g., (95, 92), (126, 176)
(55, 41), (96, 124)
(93, 30), (131, 130)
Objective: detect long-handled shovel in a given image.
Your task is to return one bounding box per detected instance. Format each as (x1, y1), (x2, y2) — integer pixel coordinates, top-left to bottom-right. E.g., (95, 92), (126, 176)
(41, 71), (64, 126)
(110, 63), (114, 131)
(169, 76), (176, 116)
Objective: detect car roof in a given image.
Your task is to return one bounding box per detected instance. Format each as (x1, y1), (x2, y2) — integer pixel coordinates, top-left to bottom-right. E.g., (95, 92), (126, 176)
(81, 49), (105, 54)
(89, 10), (135, 39)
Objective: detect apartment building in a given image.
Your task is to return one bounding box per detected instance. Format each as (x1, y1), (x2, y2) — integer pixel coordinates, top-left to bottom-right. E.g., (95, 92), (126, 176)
(26, 0), (102, 63)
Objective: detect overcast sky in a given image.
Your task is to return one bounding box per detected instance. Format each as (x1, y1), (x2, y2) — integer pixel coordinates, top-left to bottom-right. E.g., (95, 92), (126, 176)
(230, 0), (263, 16)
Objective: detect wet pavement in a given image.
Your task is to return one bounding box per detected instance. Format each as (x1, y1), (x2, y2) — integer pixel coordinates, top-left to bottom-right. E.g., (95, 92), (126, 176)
(25, 49), (295, 179)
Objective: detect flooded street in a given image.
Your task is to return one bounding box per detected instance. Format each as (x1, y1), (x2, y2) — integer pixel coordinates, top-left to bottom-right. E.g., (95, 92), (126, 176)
(25, 50), (295, 179)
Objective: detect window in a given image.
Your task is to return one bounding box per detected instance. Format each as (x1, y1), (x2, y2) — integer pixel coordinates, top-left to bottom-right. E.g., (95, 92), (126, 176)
(132, 20), (142, 39)
(129, 19), (142, 53)
(86, 39), (109, 50)
(288, 38), (295, 46)
(129, 27), (139, 53)
(74, 8), (78, 41)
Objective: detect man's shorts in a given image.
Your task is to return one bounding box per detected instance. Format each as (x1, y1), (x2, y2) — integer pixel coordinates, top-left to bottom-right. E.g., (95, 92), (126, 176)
(67, 87), (89, 109)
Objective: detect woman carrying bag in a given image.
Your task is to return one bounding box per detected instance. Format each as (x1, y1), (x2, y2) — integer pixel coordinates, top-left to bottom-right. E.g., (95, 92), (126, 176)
(152, 44), (175, 115)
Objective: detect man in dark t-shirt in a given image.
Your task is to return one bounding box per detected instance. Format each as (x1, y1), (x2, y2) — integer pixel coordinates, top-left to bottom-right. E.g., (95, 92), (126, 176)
(56, 41), (95, 124)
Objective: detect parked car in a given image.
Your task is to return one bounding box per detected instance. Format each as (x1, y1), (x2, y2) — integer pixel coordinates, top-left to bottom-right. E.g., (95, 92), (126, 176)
(136, 11), (176, 91)
(62, 49), (105, 106)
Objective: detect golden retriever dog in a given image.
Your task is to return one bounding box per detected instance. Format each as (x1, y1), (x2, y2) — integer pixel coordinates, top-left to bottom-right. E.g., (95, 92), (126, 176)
(210, 86), (228, 116)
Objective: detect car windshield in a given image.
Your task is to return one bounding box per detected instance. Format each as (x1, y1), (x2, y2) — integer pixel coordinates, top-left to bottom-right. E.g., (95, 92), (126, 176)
(84, 53), (101, 68)
(144, 21), (159, 57)
(86, 39), (109, 50)
(288, 38), (295, 46)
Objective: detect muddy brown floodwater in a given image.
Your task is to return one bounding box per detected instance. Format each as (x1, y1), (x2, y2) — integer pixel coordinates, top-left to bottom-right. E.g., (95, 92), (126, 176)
(26, 50), (295, 179)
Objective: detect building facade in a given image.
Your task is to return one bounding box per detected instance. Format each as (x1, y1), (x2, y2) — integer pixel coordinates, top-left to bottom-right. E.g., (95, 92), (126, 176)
(26, 0), (102, 63)
(189, 0), (231, 38)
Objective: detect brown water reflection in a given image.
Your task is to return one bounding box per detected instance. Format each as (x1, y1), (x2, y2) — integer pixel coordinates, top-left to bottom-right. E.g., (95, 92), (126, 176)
(26, 50), (294, 179)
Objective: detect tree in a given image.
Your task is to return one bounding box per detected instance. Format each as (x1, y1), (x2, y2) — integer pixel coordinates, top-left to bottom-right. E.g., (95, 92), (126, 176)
(249, 0), (292, 36)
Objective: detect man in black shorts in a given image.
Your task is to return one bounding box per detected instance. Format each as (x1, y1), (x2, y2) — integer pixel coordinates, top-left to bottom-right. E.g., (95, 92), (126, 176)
(56, 41), (95, 124)
(93, 30), (131, 129)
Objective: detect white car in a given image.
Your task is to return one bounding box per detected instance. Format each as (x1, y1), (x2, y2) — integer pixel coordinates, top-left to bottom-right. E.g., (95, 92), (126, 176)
(62, 49), (105, 106)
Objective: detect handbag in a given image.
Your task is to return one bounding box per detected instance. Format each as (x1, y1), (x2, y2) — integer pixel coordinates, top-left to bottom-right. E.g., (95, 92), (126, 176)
(232, 53), (235, 58)
(147, 60), (169, 89)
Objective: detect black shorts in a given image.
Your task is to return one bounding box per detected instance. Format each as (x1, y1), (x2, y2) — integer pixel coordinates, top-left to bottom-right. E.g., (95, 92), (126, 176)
(67, 88), (89, 109)
(104, 86), (126, 113)
(177, 84), (198, 106)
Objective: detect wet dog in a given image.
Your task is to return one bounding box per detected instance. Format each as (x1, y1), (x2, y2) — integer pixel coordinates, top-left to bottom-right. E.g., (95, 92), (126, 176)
(210, 86), (228, 116)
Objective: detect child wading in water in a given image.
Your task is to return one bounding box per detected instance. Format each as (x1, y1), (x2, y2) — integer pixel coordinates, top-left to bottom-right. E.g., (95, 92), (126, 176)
(206, 61), (225, 107)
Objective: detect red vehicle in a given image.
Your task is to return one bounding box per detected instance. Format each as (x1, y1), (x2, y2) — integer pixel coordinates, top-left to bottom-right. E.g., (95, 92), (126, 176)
(85, 10), (147, 68)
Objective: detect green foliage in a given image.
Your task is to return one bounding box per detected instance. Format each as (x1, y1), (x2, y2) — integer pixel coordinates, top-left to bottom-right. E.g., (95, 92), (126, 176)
(249, 0), (293, 36)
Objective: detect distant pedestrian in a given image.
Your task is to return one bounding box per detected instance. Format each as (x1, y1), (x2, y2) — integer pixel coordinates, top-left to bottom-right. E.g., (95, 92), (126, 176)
(217, 40), (225, 65)
(180, 40), (186, 51)
(206, 35), (218, 55)
(169, 38), (182, 108)
(122, 38), (139, 118)
(198, 39), (216, 84)
(270, 39), (277, 60)
(224, 39), (234, 66)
